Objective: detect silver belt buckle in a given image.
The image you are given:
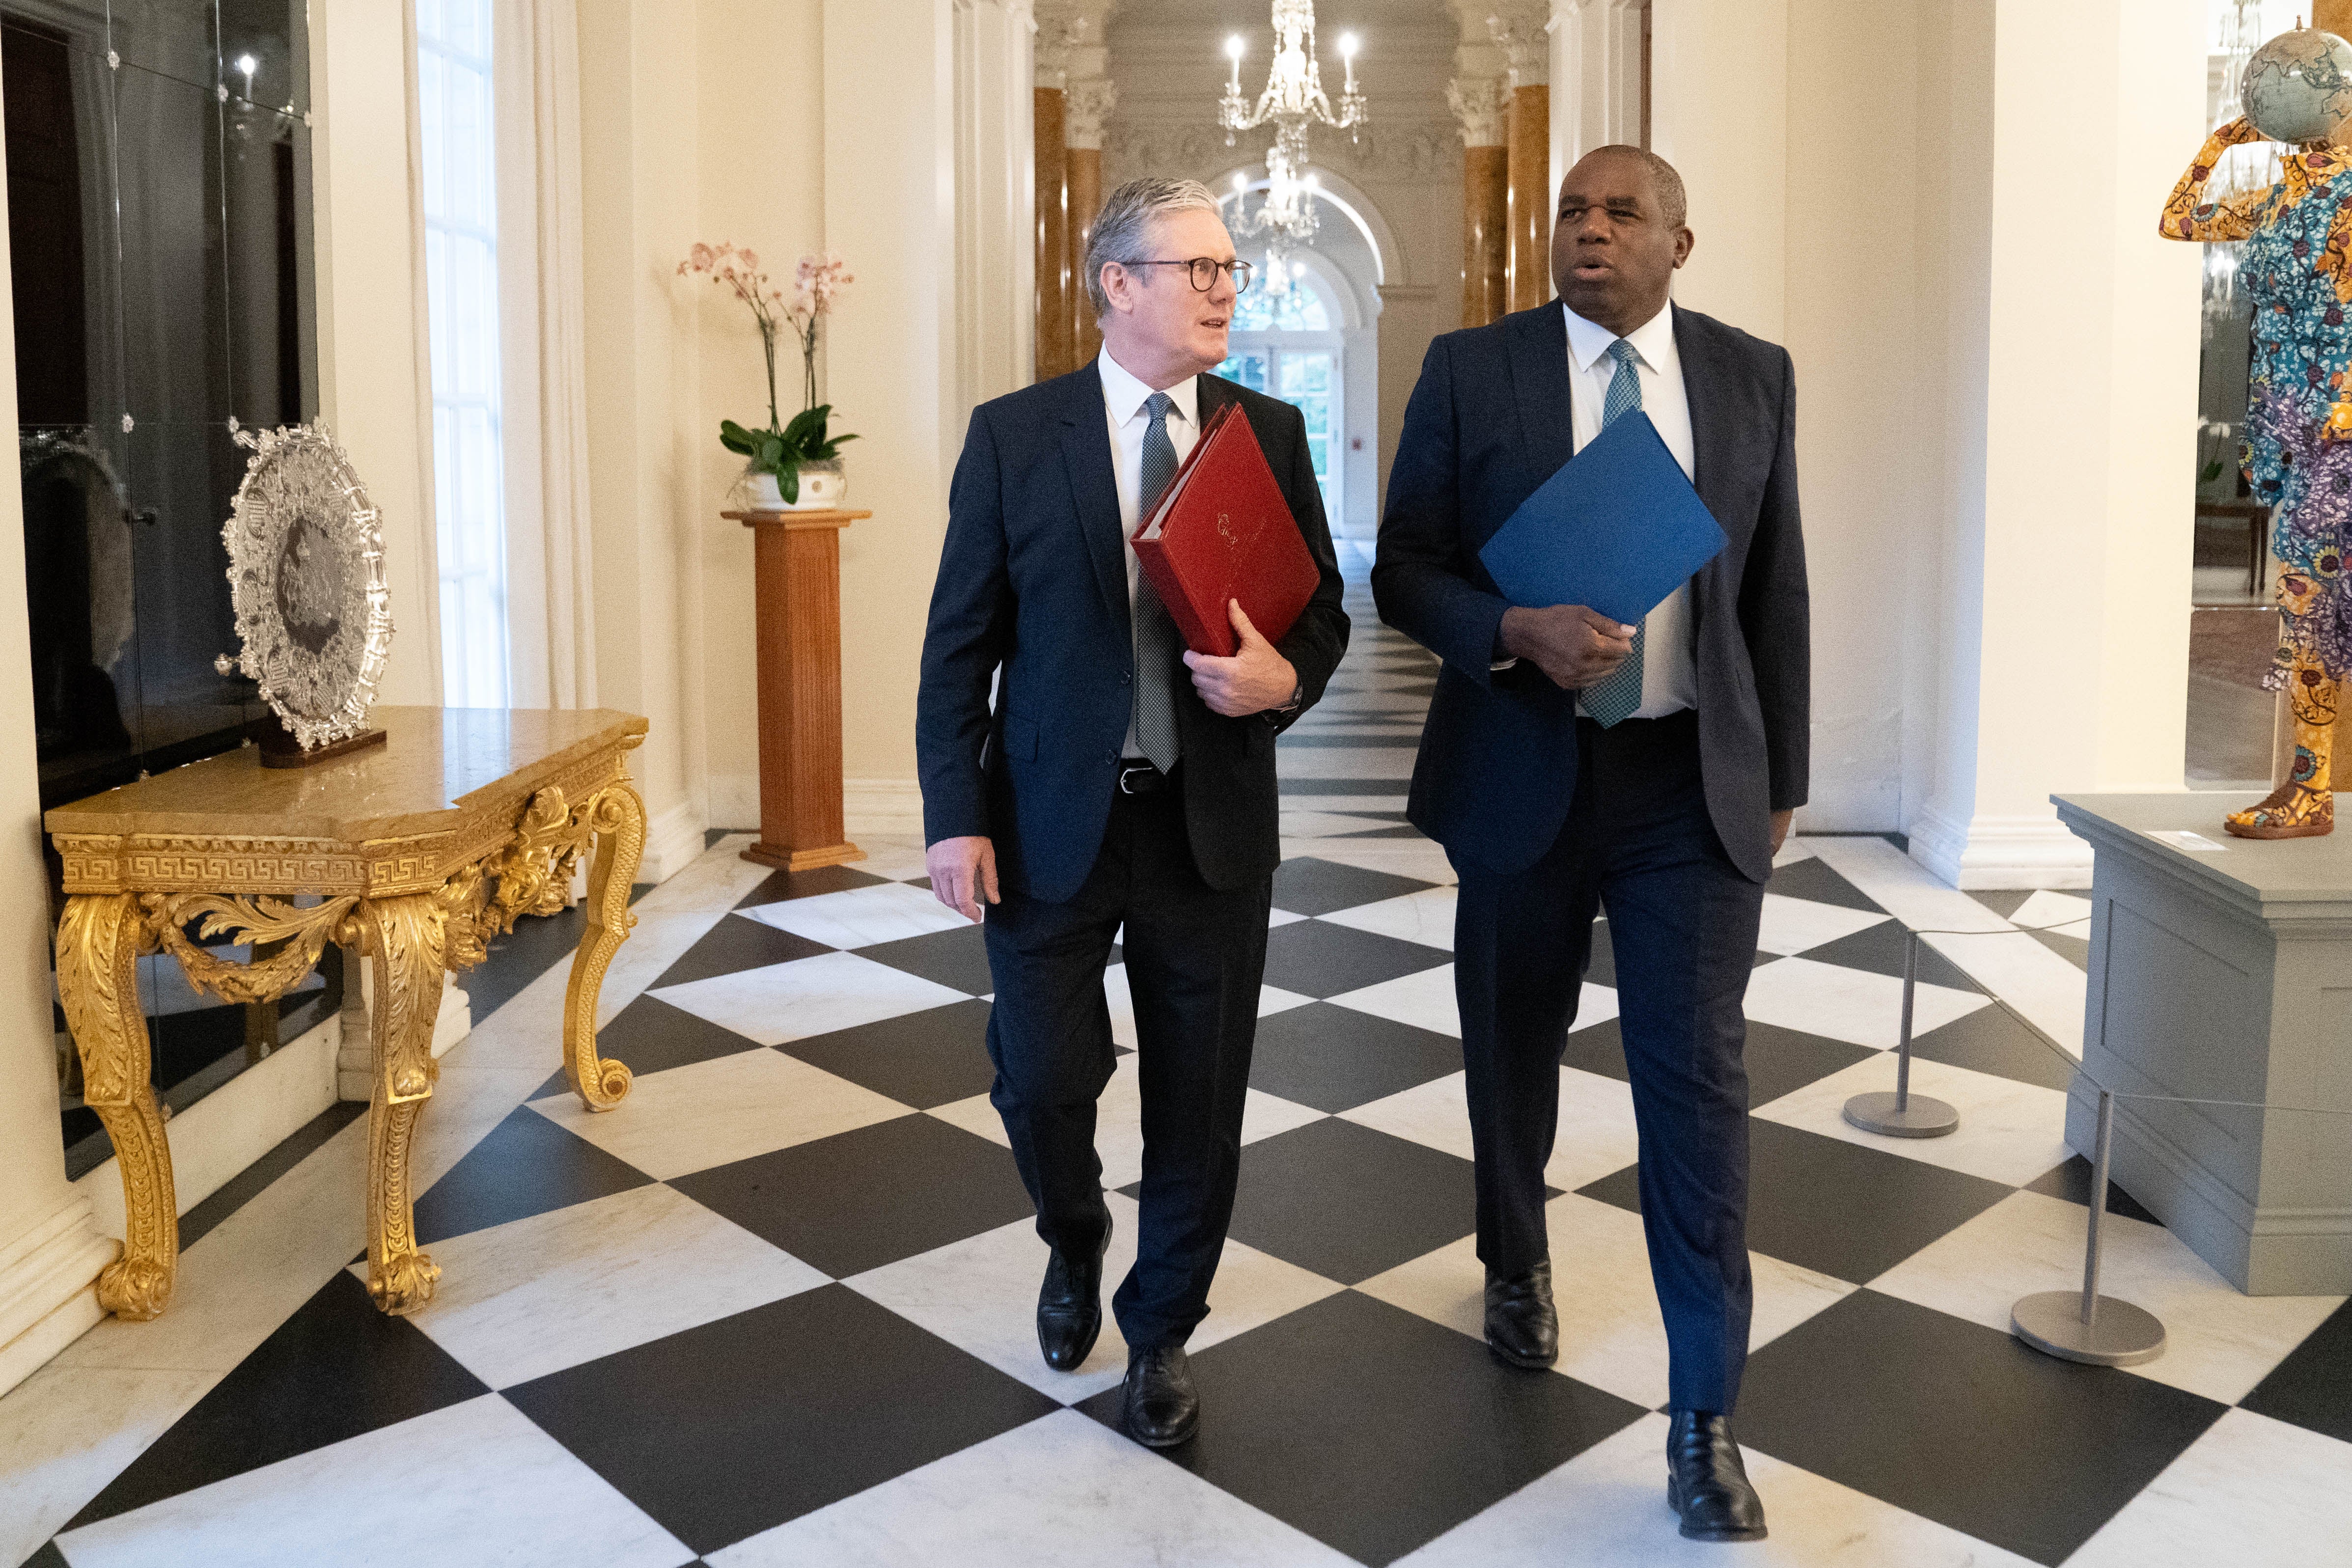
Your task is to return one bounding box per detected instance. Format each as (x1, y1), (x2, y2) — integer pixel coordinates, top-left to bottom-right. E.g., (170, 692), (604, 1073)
(1118, 763), (1154, 795)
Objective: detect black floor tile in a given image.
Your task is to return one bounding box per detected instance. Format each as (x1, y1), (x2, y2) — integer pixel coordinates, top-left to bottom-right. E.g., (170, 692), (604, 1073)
(2026, 928), (2091, 969)
(1765, 856), (1885, 915)
(468, 904), (590, 1021)
(734, 863), (890, 908)
(670, 1114), (1032, 1278)
(856, 922), (995, 995)
(781, 997), (997, 1109)
(1264, 920), (1451, 998)
(1075, 1291), (1644, 1566)
(531, 995), (771, 1099)
(20, 1541), (66, 1568)
(413, 1104), (656, 1244)
(503, 1287), (1057, 1556)
(1269, 856), (1437, 918)
(1212, 1118), (1483, 1284)
(1577, 1118), (2013, 1284)
(2242, 1295), (2352, 1445)
(2022, 1155), (2161, 1225)
(650, 913), (833, 988)
(1910, 1004), (2078, 1092)
(1795, 920), (1980, 991)
(1247, 1003), (1462, 1113)
(67, 1271), (489, 1528)
(1970, 889), (2034, 919)
(1737, 1289), (2227, 1565)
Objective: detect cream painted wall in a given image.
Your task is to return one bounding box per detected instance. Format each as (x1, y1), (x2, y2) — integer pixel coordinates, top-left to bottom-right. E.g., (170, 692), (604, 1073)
(578, 0), (708, 878)
(694, 0), (827, 830)
(1647, 0), (1789, 342)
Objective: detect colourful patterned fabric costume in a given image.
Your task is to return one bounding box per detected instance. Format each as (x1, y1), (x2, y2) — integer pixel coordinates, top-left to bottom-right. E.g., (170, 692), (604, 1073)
(2163, 123), (2352, 835)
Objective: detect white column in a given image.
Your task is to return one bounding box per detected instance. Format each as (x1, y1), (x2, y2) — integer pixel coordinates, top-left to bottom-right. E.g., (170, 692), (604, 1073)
(1910, 0), (2205, 887)
(1549, 0), (1648, 173)
(952, 0), (1038, 412)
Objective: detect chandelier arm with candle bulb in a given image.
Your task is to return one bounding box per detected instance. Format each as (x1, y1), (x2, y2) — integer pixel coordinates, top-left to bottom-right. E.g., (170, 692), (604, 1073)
(1217, 0), (1367, 292)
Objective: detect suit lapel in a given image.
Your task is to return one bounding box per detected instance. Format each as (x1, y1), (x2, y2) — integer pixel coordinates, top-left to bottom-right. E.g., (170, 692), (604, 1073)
(1507, 304), (1577, 494)
(1058, 360), (1130, 633)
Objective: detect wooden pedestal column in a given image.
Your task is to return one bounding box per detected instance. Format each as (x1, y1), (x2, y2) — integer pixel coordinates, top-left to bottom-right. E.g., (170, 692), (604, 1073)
(727, 508), (871, 872)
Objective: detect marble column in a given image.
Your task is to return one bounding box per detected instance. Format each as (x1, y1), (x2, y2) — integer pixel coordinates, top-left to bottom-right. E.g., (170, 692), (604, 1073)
(1034, 85), (1070, 379)
(1450, 79), (1509, 329)
(1493, 8), (1552, 311)
(1066, 77), (1114, 367)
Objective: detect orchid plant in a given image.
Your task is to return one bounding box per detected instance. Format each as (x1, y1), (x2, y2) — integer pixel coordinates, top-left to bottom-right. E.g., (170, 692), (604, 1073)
(677, 243), (858, 502)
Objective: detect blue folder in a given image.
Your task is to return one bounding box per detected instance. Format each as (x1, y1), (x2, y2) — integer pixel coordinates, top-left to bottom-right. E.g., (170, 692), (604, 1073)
(1477, 411), (1727, 624)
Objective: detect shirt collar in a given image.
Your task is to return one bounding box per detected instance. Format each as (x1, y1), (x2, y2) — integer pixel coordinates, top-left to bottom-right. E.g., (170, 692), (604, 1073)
(1562, 301), (1676, 377)
(1098, 346), (1199, 428)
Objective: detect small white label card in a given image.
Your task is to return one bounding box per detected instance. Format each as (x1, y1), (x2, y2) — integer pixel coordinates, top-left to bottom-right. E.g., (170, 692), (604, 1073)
(2148, 829), (2229, 853)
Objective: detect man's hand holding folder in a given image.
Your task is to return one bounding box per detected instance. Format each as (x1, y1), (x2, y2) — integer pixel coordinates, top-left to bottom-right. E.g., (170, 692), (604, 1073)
(1497, 605), (1638, 690)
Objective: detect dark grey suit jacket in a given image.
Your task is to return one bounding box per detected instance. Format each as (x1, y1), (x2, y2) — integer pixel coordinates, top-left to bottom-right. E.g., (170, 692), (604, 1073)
(1372, 302), (1809, 882)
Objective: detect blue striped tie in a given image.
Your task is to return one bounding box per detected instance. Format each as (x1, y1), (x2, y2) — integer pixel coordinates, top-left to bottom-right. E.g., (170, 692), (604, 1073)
(1580, 339), (1646, 728)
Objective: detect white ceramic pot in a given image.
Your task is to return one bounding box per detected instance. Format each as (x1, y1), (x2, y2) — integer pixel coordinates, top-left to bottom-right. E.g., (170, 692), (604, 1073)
(784, 459), (847, 510)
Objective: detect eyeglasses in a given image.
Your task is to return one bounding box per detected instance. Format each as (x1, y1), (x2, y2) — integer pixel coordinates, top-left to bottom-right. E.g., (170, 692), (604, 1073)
(1119, 257), (1254, 294)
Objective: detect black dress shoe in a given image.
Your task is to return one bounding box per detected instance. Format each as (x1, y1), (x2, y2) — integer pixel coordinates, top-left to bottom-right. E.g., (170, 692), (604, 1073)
(1666, 1409), (1768, 1542)
(1036, 1217), (1110, 1372)
(1121, 1344), (1200, 1448)
(1484, 1260), (1558, 1369)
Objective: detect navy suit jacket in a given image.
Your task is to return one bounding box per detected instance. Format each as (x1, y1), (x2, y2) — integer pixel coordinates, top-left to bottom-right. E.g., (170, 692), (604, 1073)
(1372, 302), (1809, 883)
(917, 361), (1350, 904)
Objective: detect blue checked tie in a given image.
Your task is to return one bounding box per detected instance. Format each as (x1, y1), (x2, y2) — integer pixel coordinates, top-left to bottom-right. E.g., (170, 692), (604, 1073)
(1580, 339), (1646, 728)
(1131, 392), (1182, 772)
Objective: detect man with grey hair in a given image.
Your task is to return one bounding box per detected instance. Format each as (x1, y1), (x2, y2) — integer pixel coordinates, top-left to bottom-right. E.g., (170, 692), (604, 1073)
(917, 176), (1348, 1447)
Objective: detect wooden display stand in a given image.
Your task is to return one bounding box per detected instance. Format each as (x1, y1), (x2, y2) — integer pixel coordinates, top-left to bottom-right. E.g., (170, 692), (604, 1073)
(726, 508), (870, 872)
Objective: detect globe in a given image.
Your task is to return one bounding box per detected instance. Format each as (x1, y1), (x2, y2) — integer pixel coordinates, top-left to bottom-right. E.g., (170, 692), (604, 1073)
(2244, 28), (2352, 145)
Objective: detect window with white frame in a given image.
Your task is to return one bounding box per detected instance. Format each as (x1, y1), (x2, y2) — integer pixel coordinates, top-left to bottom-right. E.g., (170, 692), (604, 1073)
(417, 0), (512, 707)
(1216, 262), (1344, 522)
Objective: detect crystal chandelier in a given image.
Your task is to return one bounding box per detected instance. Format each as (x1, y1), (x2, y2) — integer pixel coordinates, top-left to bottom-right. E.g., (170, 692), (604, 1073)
(1218, 0), (1366, 290)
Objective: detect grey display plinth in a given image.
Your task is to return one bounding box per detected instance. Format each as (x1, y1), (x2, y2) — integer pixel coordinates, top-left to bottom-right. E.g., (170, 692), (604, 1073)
(2051, 793), (2352, 1295)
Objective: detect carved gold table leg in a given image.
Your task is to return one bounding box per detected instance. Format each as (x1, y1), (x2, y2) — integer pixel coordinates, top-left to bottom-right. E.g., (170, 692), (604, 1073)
(561, 779), (645, 1111)
(55, 895), (174, 1319)
(353, 893), (448, 1315)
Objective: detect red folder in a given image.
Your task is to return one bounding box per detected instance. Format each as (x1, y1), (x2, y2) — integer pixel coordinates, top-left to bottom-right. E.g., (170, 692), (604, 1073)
(1129, 402), (1320, 658)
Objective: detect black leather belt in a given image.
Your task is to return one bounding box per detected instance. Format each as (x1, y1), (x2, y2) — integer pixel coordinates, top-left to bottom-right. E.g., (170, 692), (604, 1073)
(1117, 761), (1170, 795)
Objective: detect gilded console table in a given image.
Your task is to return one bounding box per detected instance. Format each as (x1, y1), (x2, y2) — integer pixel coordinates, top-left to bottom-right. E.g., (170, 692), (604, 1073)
(46, 707), (651, 1320)
(726, 507), (868, 872)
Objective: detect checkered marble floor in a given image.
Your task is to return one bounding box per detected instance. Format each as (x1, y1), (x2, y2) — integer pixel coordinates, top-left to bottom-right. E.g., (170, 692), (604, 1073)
(10, 546), (2352, 1567)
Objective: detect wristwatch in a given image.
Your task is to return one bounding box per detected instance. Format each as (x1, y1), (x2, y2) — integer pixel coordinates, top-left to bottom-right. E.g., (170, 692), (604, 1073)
(1264, 680), (1304, 725)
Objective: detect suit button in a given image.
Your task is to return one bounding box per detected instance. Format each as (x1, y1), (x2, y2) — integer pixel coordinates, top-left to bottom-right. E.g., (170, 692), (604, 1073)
(1105, 749), (1119, 765)
(1121, 669), (1133, 685)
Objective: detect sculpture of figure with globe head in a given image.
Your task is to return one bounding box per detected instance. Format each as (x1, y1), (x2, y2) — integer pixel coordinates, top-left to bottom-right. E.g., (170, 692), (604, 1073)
(2162, 23), (2352, 838)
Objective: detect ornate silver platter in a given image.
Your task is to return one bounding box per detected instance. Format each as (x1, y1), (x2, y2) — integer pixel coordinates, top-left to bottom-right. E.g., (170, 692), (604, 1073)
(213, 423), (394, 750)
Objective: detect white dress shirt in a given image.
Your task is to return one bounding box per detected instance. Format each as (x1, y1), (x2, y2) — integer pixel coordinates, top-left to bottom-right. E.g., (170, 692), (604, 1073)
(1099, 347), (1201, 758)
(1556, 302), (1700, 719)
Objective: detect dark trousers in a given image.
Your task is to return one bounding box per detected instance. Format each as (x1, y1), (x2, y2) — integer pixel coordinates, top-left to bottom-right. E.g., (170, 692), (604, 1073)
(1452, 710), (1765, 1413)
(981, 778), (1271, 1350)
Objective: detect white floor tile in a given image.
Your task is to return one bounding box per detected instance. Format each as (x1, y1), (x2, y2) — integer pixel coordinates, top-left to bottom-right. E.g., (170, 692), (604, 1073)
(1740, 957), (1987, 1050)
(1867, 1189), (2347, 1405)
(846, 1192), (1342, 1403)
(0, 1365), (217, 1568)
(1396, 1411), (2040, 1568)
(1279, 840), (1458, 884)
(737, 881), (972, 949)
(1277, 810), (1401, 838)
(1918, 931), (2088, 1057)
(1357, 1194), (1854, 1411)
(1340, 1067), (1638, 1193)
(1318, 886), (1458, 951)
(710, 1409), (1352, 1568)
(926, 1055), (1327, 1190)
(651, 950), (970, 1045)
(392, 1184), (827, 1389)
(1328, 964), (1617, 1041)
(1751, 1055), (2071, 1187)
(1274, 746), (1419, 779)
(53, 1395), (691, 1568)
(1755, 893), (1889, 956)
(632, 840), (784, 916)
(529, 1048), (910, 1182)
(1273, 793), (1411, 811)
(846, 840), (933, 880)
(1772, 837), (1819, 868)
(2065, 1408), (2352, 1568)
(2010, 889), (2094, 931)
